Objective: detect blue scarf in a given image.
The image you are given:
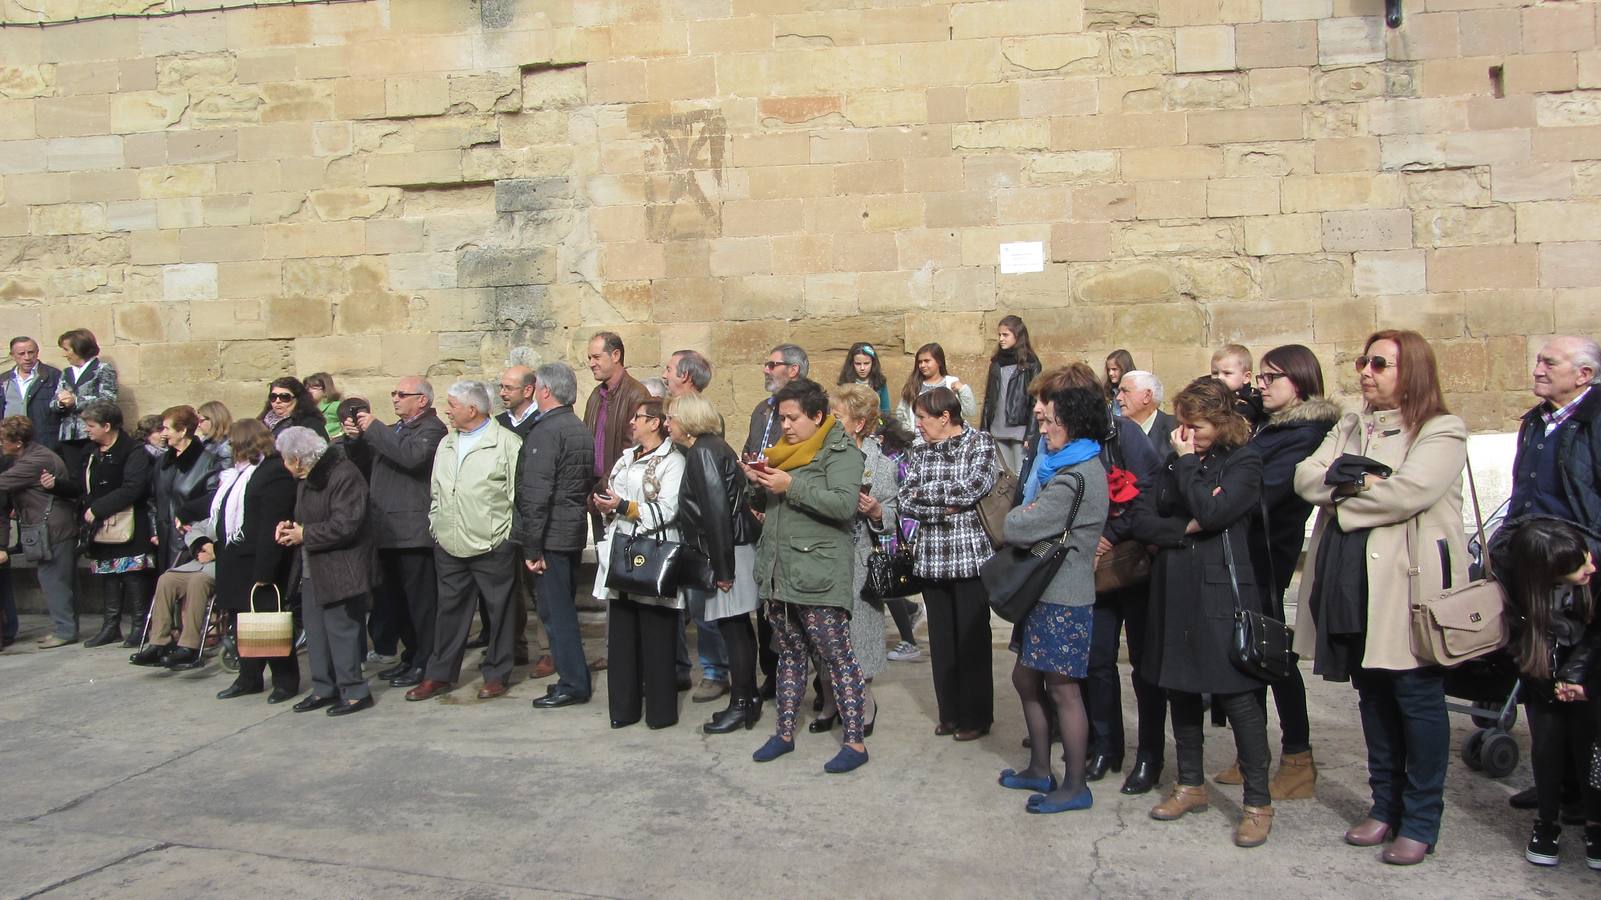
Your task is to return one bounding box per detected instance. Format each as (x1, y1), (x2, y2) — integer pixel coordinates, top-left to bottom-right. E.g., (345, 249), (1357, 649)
(1024, 438), (1101, 504)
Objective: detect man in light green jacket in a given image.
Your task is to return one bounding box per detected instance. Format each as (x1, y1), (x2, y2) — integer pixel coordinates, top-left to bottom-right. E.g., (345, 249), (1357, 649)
(406, 380), (523, 703)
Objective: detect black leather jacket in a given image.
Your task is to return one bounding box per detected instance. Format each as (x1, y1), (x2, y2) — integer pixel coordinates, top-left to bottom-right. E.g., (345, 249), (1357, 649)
(981, 354), (1041, 433)
(676, 434), (759, 583)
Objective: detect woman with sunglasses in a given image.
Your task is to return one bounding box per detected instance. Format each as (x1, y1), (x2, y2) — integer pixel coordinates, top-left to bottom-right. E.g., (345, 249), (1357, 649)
(1292, 330), (1468, 865)
(593, 398), (685, 729)
(258, 377), (328, 440)
(1212, 346), (1340, 799)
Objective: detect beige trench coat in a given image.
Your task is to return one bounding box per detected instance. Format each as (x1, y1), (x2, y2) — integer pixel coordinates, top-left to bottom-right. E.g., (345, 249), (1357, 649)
(1292, 409), (1470, 672)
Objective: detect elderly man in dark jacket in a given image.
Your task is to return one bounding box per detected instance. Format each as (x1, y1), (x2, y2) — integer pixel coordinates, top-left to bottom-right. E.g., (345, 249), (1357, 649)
(277, 427), (377, 717)
(517, 362), (597, 708)
(345, 376), (447, 687)
(3, 337), (62, 450)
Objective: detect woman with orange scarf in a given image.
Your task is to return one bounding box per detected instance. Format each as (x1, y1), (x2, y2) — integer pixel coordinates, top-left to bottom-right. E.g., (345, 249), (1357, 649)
(742, 378), (872, 773)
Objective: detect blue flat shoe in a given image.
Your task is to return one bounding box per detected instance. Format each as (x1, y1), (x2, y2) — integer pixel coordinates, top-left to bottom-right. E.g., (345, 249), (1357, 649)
(824, 745), (869, 774)
(1026, 787), (1094, 814)
(752, 734), (794, 763)
(999, 768), (1058, 793)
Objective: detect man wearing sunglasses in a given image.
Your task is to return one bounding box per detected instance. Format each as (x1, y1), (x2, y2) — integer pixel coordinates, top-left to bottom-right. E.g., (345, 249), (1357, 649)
(343, 376), (448, 688)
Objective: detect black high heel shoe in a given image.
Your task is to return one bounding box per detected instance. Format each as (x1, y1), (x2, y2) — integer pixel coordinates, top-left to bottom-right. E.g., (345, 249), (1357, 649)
(808, 712), (838, 733)
(1085, 753), (1123, 782)
(864, 712), (876, 738)
(705, 698), (762, 734)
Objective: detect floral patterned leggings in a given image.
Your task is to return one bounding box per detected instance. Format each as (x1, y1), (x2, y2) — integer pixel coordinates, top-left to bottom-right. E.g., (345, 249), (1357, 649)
(766, 599), (867, 744)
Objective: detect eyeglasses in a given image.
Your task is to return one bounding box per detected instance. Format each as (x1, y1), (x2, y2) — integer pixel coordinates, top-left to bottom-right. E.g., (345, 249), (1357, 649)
(1255, 372), (1289, 388)
(762, 361), (786, 370)
(268, 392), (295, 402)
(1354, 355), (1393, 373)
(390, 391), (424, 399)
(632, 412), (658, 421)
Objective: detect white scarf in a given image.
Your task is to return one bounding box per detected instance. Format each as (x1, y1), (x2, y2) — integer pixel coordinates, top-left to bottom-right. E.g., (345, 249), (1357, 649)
(210, 460), (260, 546)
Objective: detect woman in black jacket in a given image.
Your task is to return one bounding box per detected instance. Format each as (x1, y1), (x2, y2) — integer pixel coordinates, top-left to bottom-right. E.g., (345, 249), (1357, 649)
(211, 419), (301, 703)
(151, 405), (221, 572)
(275, 427), (375, 717)
(668, 392), (763, 734)
(1143, 378), (1274, 848)
(258, 377), (328, 439)
(981, 315), (1041, 476)
(1212, 345), (1341, 799)
(63, 401), (154, 649)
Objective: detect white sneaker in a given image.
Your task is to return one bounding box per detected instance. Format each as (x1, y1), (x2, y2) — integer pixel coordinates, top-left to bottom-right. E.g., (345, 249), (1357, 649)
(365, 650), (396, 666)
(887, 641), (922, 661)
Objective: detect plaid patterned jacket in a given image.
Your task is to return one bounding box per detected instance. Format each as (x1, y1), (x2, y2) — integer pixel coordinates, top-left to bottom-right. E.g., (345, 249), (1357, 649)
(898, 426), (999, 580)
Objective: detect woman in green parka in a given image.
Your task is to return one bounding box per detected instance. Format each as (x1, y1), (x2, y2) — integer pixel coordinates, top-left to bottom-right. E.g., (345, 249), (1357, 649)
(742, 378), (872, 774)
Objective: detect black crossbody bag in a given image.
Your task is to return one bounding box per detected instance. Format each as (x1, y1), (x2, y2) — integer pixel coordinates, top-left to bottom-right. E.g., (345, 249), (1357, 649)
(980, 471), (1085, 624)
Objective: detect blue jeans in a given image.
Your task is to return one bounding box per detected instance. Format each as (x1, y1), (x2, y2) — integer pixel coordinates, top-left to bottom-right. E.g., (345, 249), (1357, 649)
(677, 588), (728, 681)
(535, 551), (590, 699)
(1351, 666), (1449, 845)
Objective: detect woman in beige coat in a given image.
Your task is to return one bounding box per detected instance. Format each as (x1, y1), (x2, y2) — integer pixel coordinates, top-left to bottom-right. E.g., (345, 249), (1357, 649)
(1292, 329), (1468, 866)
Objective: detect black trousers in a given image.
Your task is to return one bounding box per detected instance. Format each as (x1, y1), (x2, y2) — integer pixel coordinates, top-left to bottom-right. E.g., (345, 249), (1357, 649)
(609, 595), (680, 728)
(922, 577), (993, 731)
(1085, 585), (1168, 764)
(427, 543), (518, 685)
(1172, 689), (1270, 806)
(719, 612), (758, 703)
(1527, 694), (1601, 824)
(375, 547), (433, 664)
(236, 652), (300, 693)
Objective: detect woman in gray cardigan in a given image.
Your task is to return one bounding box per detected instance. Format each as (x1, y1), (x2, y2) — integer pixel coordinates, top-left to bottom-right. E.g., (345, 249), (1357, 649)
(997, 385), (1109, 814)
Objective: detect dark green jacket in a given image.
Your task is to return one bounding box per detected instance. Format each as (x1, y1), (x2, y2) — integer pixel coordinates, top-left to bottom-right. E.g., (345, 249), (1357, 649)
(754, 422), (863, 609)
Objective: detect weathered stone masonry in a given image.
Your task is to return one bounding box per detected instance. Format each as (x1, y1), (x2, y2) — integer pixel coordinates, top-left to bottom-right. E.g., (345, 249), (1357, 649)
(1, 0), (1598, 449)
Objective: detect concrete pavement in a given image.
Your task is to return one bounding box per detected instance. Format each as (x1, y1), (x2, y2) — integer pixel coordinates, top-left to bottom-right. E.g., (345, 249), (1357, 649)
(0, 612), (1595, 899)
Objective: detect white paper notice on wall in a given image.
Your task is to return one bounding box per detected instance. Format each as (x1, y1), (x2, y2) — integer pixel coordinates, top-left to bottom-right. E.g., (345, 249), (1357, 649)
(998, 241), (1045, 274)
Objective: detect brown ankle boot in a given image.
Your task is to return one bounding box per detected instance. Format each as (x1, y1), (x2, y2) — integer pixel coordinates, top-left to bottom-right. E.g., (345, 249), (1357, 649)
(1235, 805), (1275, 847)
(1213, 759), (1243, 785)
(1150, 785), (1209, 820)
(1269, 750), (1316, 800)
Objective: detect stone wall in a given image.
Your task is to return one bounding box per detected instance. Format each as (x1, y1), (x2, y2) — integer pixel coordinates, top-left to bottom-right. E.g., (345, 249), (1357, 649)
(1, 0), (1598, 446)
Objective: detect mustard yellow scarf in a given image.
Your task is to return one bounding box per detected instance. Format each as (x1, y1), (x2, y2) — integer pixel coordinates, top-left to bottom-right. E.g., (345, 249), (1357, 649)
(763, 416), (837, 471)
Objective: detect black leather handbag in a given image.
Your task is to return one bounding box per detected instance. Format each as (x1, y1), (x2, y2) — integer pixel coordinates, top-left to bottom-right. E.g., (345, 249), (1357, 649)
(863, 532), (921, 602)
(675, 546), (716, 592)
(1223, 529), (1296, 682)
(605, 502), (683, 598)
(980, 471), (1085, 625)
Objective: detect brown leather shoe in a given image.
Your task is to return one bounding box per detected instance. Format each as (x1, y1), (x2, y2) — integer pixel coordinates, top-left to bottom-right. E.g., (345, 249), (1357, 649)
(1235, 805), (1275, 848)
(1344, 817), (1393, 847)
(1270, 750), (1317, 800)
(405, 679), (451, 701)
(477, 680), (509, 700)
(1381, 836), (1433, 865)
(1150, 785), (1210, 820)
(530, 655), (556, 679)
(588, 656), (608, 671)
(1213, 759), (1243, 785)
(952, 728), (989, 742)
(934, 722), (957, 736)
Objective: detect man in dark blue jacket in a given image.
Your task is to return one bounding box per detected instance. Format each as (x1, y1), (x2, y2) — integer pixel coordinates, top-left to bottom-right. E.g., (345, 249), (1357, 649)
(516, 362), (596, 709)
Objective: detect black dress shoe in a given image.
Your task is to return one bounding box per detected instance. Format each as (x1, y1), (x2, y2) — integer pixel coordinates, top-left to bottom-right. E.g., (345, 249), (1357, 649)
(464, 633), (489, 649)
(704, 698), (763, 734)
(808, 712), (838, 734)
(129, 645), (167, 667)
(758, 679), (776, 700)
(388, 667), (424, 688)
(1086, 753), (1123, 782)
(293, 694), (336, 713)
(531, 690), (588, 709)
(676, 674), (693, 692)
(377, 662), (410, 681)
(327, 696), (374, 717)
(611, 718), (639, 729)
(1120, 758), (1162, 795)
(217, 682), (262, 700)
(267, 687), (298, 704)
(162, 647), (202, 670)
(1509, 786), (1537, 809)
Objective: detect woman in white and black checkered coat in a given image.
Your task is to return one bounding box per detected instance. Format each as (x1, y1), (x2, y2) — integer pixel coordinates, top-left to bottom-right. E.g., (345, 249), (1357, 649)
(898, 387), (1000, 741)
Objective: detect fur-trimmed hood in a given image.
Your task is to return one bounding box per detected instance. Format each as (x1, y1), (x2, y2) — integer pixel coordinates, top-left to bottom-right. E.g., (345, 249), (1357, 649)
(1263, 396), (1343, 429)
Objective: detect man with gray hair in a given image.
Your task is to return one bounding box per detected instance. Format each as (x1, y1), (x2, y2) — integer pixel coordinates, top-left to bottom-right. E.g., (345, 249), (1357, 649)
(344, 375), (447, 688)
(516, 362), (597, 709)
(491, 363), (545, 676)
(1117, 370), (1174, 455)
(664, 350), (713, 398)
(741, 342), (808, 696)
(406, 380), (523, 702)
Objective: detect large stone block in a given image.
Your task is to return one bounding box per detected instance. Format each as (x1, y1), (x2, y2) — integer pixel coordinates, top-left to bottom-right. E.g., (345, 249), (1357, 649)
(162, 262), (218, 302)
(1353, 249), (1425, 295)
(1321, 208), (1412, 251)
(1427, 244), (1538, 291)
(1539, 242), (1601, 289)
(1515, 199), (1601, 243)
(1263, 254), (1350, 299)
(1412, 205), (1514, 247)
(458, 248), (555, 287)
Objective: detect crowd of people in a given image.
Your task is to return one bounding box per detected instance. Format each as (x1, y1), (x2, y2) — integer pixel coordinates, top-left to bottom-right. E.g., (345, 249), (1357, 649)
(0, 323), (1598, 869)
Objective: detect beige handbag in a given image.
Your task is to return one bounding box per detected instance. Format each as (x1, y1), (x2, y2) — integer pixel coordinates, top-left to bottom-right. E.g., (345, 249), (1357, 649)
(92, 508), (135, 544)
(1407, 459), (1508, 667)
(236, 583), (294, 658)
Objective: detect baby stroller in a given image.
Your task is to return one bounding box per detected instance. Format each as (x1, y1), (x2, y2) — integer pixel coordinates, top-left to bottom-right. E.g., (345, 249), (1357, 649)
(1446, 498), (1520, 779)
